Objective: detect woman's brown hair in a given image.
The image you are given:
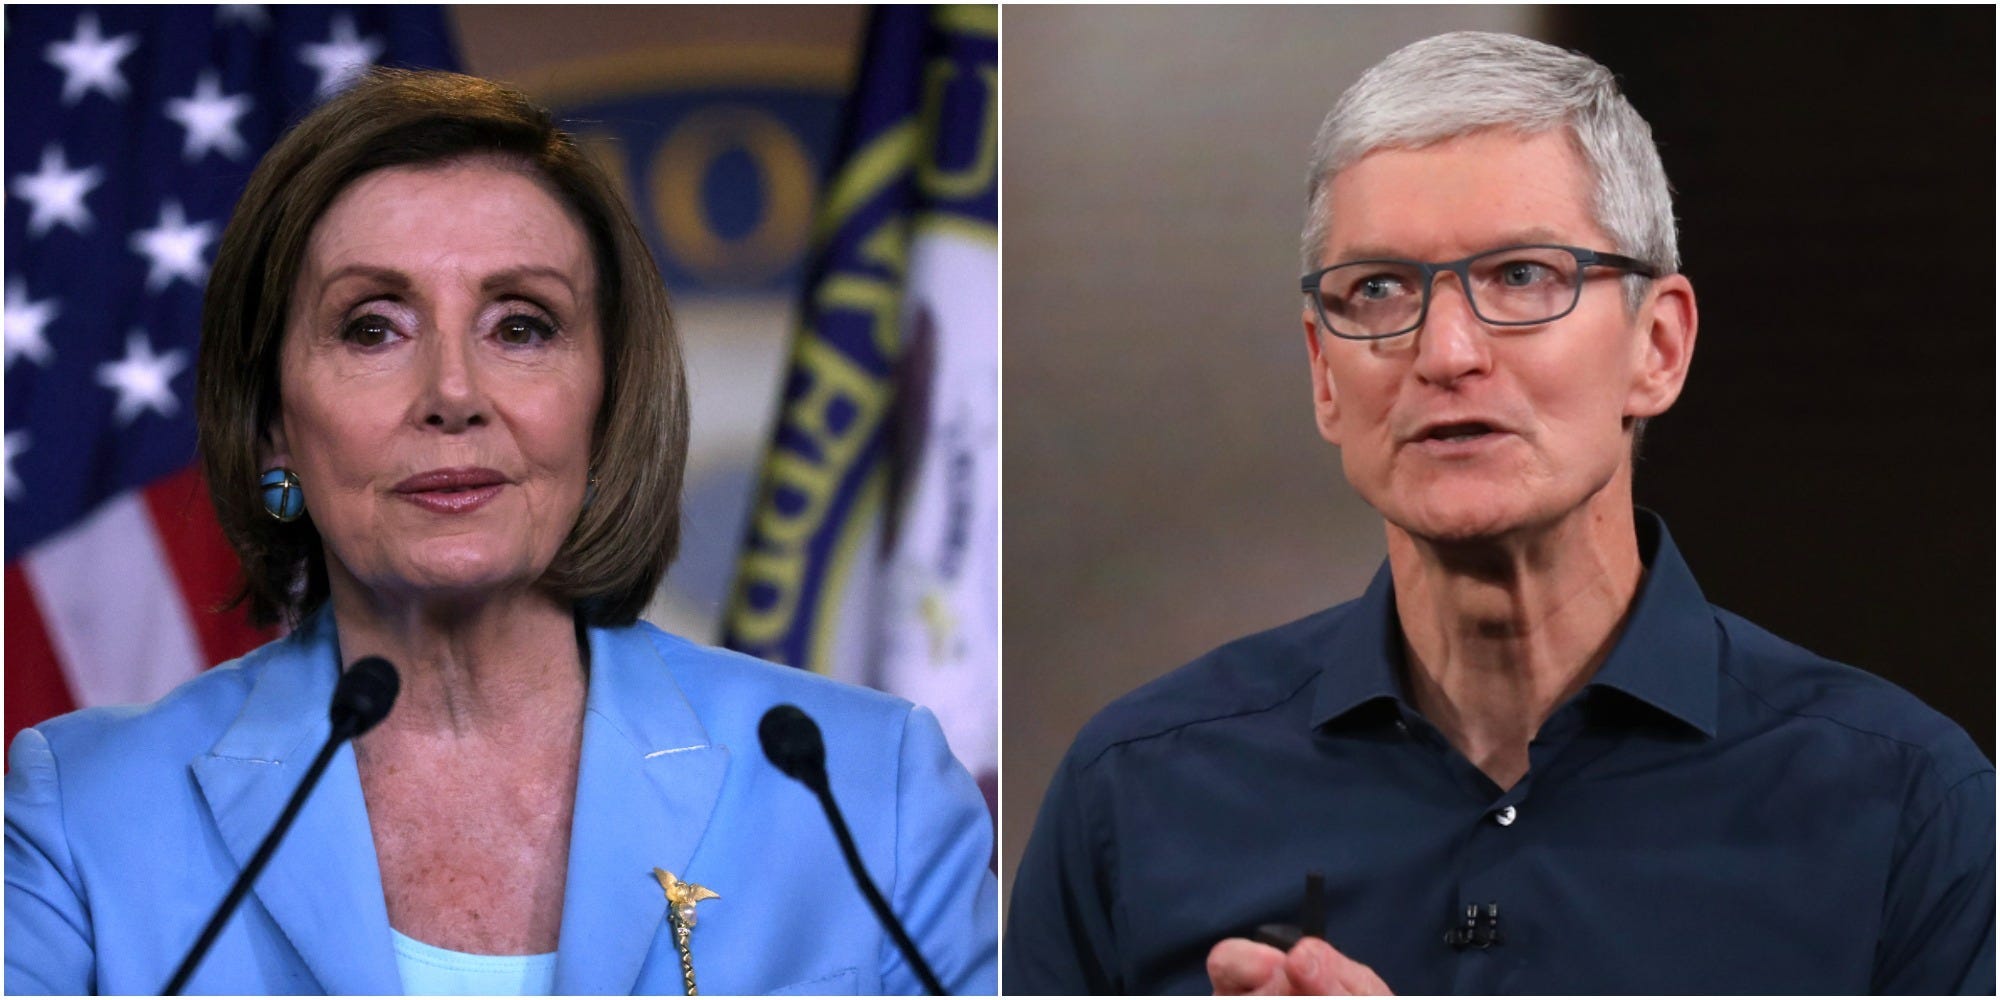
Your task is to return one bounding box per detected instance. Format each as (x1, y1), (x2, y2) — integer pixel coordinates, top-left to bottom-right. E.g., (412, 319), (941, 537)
(197, 69), (687, 629)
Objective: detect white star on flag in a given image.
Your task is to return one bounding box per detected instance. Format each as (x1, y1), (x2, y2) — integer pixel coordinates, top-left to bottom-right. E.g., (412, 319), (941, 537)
(11, 146), (105, 238)
(5, 278), (60, 370)
(165, 72), (255, 162)
(4, 431), (29, 501)
(129, 201), (218, 293)
(215, 6), (271, 31)
(96, 330), (190, 425)
(44, 13), (141, 105)
(299, 16), (384, 99)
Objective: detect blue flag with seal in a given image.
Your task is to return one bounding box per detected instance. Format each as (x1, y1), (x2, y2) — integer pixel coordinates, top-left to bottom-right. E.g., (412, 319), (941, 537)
(724, 5), (998, 813)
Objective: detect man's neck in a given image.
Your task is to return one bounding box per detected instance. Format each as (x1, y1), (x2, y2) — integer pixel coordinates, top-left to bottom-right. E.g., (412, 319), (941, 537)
(1385, 484), (1643, 790)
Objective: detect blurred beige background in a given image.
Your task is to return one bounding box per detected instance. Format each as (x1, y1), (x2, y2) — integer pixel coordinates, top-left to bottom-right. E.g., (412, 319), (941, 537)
(1001, 6), (1545, 909)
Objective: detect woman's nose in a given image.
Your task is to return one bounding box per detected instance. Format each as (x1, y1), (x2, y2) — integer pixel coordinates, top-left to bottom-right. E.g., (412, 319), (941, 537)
(417, 331), (489, 431)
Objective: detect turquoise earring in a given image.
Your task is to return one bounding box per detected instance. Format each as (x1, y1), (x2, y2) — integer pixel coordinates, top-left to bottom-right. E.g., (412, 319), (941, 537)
(260, 468), (305, 522)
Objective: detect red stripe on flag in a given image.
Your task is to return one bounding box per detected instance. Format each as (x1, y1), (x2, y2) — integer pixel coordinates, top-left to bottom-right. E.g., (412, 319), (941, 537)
(5, 562), (78, 757)
(140, 464), (275, 669)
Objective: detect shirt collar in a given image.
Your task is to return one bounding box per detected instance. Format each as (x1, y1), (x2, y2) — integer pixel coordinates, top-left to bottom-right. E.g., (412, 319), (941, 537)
(1309, 559), (1407, 729)
(1584, 510), (1718, 737)
(1309, 509), (1718, 738)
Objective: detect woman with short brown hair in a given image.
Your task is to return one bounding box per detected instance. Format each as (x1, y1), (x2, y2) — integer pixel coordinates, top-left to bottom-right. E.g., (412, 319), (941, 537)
(5, 70), (997, 996)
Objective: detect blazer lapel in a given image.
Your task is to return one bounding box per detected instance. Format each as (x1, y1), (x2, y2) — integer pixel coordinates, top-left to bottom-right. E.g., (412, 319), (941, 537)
(189, 614), (401, 996)
(554, 625), (730, 995)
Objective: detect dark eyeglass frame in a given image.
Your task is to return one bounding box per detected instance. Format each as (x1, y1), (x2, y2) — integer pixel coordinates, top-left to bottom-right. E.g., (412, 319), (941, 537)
(1299, 243), (1659, 341)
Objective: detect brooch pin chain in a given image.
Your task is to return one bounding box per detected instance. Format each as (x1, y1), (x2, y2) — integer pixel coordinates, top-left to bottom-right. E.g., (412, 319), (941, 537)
(654, 868), (720, 995)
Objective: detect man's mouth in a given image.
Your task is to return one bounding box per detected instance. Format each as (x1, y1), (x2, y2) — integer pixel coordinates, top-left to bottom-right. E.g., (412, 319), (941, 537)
(1424, 421), (1498, 442)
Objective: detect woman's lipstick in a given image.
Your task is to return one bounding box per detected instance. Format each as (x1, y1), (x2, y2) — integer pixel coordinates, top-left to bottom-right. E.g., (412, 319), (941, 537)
(392, 467), (507, 514)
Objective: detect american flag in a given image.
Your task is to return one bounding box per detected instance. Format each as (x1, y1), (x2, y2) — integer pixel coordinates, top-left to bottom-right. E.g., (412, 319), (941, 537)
(3, 7), (458, 751)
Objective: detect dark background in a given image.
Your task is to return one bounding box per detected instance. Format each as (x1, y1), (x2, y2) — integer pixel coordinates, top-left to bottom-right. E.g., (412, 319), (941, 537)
(1556, 8), (1996, 759)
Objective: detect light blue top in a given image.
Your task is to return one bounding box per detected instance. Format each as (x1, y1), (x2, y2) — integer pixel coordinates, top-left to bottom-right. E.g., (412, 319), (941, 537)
(391, 930), (556, 996)
(5, 609), (999, 995)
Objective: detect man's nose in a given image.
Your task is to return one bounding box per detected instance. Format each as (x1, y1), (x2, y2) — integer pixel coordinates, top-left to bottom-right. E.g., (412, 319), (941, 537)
(1408, 272), (1492, 387)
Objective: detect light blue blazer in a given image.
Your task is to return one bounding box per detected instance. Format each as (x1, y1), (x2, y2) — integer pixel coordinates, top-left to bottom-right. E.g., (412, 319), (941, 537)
(4, 610), (998, 995)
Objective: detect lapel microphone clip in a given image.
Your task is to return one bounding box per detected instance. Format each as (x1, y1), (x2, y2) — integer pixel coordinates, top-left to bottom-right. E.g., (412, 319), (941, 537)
(1443, 901), (1504, 950)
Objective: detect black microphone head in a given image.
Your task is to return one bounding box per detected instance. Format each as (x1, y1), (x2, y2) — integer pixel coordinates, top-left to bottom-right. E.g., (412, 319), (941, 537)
(331, 656), (399, 738)
(759, 703), (828, 793)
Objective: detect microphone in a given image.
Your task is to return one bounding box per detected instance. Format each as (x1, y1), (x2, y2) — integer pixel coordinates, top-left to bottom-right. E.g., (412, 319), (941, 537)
(330, 655), (399, 739)
(164, 657), (400, 994)
(1251, 869), (1326, 952)
(760, 703), (829, 792)
(1443, 901), (1503, 951)
(759, 704), (947, 996)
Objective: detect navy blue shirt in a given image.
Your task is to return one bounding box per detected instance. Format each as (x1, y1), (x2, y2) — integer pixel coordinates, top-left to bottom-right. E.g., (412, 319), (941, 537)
(1004, 514), (1994, 994)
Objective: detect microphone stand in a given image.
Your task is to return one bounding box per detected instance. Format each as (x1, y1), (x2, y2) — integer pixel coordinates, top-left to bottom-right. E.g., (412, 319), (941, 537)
(164, 657), (397, 995)
(162, 722), (354, 994)
(801, 776), (948, 996)
(760, 704), (947, 996)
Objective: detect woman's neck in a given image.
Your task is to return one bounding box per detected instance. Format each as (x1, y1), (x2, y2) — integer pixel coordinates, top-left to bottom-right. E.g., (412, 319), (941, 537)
(326, 576), (587, 740)
(329, 578), (587, 957)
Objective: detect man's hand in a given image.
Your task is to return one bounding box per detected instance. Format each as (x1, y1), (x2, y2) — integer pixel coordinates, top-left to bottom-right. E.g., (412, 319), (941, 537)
(1207, 936), (1394, 995)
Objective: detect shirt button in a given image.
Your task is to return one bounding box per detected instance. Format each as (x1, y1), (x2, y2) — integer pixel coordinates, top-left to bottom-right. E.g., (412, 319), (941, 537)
(1495, 805), (1518, 827)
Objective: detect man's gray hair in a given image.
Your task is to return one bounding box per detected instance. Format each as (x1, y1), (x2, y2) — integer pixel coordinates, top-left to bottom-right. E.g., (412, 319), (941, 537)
(1302, 32), (1678, 306)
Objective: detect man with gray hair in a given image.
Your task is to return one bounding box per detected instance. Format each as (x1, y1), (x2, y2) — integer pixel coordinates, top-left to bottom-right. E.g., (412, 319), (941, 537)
(1004, 32), (1993, 995)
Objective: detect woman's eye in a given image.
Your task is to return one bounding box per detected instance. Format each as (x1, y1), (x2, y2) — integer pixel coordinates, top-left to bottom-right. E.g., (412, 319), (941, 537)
(341, 314), (397, 347)
(496, 313), (557, 345)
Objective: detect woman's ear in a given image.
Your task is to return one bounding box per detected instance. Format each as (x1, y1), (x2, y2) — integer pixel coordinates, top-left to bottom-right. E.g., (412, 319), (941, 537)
(260, 417), (290, 471)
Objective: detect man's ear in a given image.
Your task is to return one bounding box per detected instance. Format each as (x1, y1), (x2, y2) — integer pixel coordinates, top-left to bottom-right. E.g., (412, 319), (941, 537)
(1627, 273), (1698, 420)
(1305, 308), (1343, 445)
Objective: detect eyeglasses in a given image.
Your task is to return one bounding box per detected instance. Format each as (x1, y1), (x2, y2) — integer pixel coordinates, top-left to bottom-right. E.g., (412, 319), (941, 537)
(1300, 244), (1658, 341)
